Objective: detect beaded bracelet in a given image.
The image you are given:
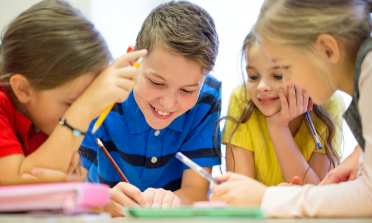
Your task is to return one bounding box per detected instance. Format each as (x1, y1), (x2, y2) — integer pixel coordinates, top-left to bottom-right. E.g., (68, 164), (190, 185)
(59, 118), (87, 137)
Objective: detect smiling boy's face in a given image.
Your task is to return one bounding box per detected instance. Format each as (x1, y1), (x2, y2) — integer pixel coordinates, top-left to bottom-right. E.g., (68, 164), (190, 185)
(133, 48), (205, 130)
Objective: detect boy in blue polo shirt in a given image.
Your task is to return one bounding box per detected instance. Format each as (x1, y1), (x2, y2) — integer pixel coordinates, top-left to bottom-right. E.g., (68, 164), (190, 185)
(79, 1), (221, 216)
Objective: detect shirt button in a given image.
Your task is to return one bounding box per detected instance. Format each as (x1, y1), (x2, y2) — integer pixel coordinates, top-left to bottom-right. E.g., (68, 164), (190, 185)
(154, 130), (160, 136)
(151, 157), (158, 163)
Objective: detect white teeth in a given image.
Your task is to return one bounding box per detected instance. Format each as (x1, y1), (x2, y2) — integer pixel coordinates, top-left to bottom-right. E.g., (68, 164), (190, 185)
(153, 106), (170, 116)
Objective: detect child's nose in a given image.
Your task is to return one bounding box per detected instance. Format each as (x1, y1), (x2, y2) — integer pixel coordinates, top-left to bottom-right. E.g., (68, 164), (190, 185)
(159, 91), (177, 110)
(257, 80), (271, 93)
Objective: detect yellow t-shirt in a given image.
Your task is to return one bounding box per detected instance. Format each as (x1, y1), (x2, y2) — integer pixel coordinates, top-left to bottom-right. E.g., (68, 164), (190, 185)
(222, 86), (345, 186)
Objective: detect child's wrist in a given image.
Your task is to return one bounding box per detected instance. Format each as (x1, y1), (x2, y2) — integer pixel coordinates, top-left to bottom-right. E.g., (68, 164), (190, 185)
(62, 103), (95, 133)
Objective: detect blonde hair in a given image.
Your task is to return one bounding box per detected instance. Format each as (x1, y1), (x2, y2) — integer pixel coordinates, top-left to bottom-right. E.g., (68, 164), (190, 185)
(215, 30), (341, 182)
(255, 0), (372, 61)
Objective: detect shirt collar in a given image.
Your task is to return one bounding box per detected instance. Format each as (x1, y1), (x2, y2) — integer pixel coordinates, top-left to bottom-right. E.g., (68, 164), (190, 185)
(123, 92), (151, 134)
(123, 92), (186, 134)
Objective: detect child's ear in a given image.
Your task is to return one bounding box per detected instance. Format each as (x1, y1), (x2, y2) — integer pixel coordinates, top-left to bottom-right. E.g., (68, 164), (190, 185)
(9, 74), (34, 104)
(315, 34), (341, 64)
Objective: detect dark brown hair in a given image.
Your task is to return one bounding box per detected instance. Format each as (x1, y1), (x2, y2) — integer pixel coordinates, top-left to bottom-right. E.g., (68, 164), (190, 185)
(0, 0), (111, 98)
(215, 30), (341, 182)
(135, 0), (219, 74)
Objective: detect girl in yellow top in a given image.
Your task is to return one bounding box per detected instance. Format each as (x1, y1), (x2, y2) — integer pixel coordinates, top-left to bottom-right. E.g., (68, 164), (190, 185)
(222, 31), (345, 186)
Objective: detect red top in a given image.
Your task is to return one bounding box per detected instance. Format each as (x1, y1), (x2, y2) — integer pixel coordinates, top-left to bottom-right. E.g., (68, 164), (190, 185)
(0, 85), (48, 158)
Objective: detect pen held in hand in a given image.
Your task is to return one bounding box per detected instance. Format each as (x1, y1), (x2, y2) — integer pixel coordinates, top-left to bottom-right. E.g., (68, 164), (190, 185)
(175, 152), (221, 185)
(95, 138), (129, 183)
(304, 110), (322, 150)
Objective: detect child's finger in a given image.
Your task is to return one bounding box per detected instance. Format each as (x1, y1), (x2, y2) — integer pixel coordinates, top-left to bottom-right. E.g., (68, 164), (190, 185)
(114, 78), (135, 92)
(67, 152), (80, 175)
(278, 88), (289, 117)
(160, 191), (176, 209)
(212, 182), (233, 197)
(111, 49), (147, 69)
(302, 94), (309, 114)
(117, 182), (147, 207)
(171, 196), (181, 209)
(209, 193), (217, 201)
(143, 188), (155, 206)
(295, 85), (304, 114)
(31, 168), (66, 178)
(22, 173), (38, 179)
(214, 172), (234, 182)
(112, 190), (141, 208)
(116, 67), (137, 79)
(308, 99), (314, 111)
(110, 201), (125, 217)
(151, 189), (167, 209)
(287, 85), (296, 117)
(291, 176), (302, 185)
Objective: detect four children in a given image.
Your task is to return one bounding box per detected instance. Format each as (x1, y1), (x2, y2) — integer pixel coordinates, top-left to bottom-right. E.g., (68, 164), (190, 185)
(1, 0), (371, 218)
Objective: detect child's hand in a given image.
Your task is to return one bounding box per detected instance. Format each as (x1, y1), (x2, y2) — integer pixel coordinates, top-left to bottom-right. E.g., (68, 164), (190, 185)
(266, 85), (314, 129)
(105, 182), (149, 217)
(142, 188), (180, 209)
(22, 152), (80, 180)
(319, 145), (361, 185)
(74, 50), (147, 120)
(278, 176), (302, 186)
(209, 172), (267, 205)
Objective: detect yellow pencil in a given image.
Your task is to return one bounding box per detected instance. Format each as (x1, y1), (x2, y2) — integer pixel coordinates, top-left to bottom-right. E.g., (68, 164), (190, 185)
(92, 57), (143, 133)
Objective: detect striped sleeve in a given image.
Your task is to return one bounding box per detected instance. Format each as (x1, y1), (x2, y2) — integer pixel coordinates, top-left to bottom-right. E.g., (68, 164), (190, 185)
(79, 119), (101, 171)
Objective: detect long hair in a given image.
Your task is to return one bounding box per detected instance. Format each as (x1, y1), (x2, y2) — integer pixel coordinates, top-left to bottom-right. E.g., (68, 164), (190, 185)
(214, 30), (341, 182)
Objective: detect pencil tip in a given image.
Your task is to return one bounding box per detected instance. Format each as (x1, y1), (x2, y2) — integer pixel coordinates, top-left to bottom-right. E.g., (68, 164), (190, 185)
(92, 126), (98, 134)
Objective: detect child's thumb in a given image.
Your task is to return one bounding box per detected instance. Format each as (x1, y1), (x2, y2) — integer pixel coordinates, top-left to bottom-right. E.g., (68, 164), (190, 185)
(292, 176), (302, 186)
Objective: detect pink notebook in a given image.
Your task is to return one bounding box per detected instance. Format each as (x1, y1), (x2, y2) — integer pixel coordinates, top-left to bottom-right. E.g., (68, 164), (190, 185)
(0, 182), (110, 215)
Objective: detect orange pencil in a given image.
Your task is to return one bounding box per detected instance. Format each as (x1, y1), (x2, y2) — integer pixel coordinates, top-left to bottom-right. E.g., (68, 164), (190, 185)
(95, 138), (129, 183)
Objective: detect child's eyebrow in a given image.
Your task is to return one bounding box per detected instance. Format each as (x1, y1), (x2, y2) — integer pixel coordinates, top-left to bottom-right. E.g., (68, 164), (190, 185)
(148, 71), (166, 81)
(246, 65), (255, 69)
(183, 82), (201, 87)
(148, 71), (201, 87)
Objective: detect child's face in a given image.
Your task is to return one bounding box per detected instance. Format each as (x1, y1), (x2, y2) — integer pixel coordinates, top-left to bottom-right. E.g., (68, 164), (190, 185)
(260, 39), (335, 104)
(133, 48), (205, 130)
(246, 44), (288, 116)
(27, 72), (97, 135)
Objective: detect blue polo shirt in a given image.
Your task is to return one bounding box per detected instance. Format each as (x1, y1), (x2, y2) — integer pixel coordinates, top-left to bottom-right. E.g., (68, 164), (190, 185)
(79, 75), (221, 192)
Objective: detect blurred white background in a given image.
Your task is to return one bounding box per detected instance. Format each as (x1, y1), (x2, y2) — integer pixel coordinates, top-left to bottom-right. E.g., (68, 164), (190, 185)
(0, 0), (358, 176)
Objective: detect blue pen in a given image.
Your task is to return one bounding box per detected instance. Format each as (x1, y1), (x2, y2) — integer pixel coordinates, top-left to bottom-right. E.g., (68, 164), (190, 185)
(304, 110), (322, 150)
(175, 152), (221, 185)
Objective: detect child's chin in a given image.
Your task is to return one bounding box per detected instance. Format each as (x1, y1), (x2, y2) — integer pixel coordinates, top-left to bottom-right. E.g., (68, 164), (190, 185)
(262, 109), (280, 117)
(147, 120), (170, 130)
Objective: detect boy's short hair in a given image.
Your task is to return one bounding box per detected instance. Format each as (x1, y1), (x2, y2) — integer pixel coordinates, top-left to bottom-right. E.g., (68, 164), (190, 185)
(135, 0), (219, 74)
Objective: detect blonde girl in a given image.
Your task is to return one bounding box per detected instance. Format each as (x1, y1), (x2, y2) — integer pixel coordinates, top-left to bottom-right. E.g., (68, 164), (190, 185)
(211, 0), (372, 217)
(221, 31), (344, 186)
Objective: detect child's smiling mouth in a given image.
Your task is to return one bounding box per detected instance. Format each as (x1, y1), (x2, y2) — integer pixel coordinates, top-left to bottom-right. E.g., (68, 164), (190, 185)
(149, 104), (175, 119)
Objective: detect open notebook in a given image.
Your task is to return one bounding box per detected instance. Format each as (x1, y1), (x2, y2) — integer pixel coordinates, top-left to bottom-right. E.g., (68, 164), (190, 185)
(0, 182), (110, 215)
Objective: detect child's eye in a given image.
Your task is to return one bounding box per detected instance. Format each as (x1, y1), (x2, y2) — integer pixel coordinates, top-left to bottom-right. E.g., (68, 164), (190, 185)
(281, 66), (289, 70)
(248, 75), (258, 80)
(274, 75), (283, 80)
(181, 89), (194, 94)
(149, 79), (163, 86)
